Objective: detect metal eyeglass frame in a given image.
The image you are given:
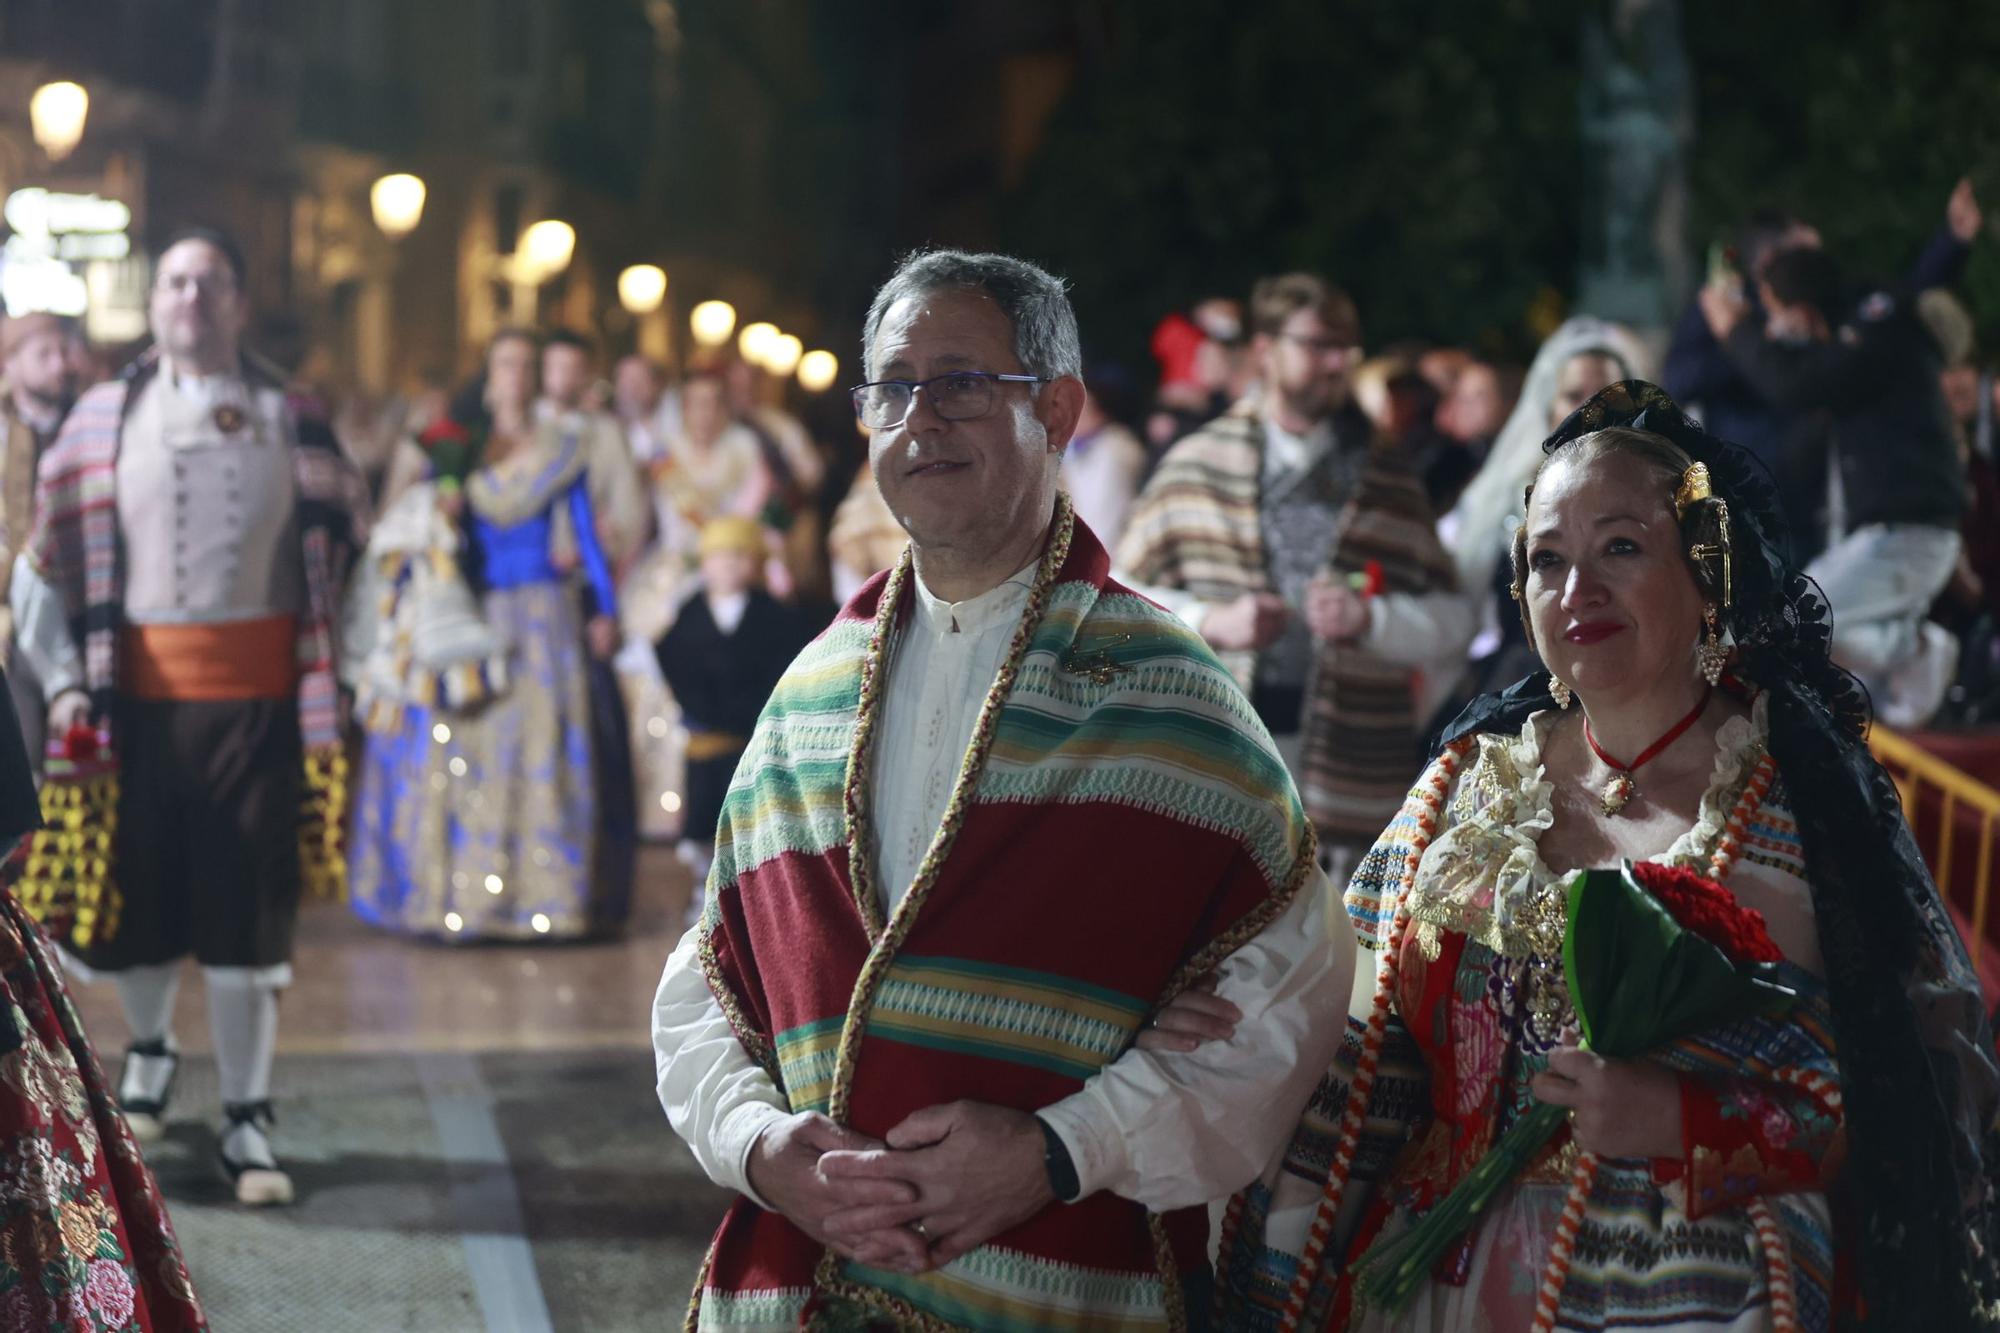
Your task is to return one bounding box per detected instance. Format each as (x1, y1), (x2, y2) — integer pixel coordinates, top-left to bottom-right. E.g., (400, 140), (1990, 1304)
(849, 370), (1050, 429)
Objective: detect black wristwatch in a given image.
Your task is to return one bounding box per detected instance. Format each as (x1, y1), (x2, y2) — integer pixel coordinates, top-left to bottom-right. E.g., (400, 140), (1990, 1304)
(1035, 1114), (1081, 1203)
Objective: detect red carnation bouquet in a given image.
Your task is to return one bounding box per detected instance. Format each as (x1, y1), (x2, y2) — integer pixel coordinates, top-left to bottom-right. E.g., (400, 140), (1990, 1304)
(1354, 860), (1796, 1311)
(417, 416), (480, 491)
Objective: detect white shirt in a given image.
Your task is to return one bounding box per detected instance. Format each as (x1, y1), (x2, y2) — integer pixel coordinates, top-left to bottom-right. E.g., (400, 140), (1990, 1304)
(1261, 414), (1333, 489)
(651, 558), (1355, 1212)
(706, 590), (750, 636)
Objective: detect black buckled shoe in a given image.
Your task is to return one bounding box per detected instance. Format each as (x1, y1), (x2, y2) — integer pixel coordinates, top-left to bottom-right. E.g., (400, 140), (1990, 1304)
(218, 1100), (294, 1207)
(117, 1038), (179, 1143)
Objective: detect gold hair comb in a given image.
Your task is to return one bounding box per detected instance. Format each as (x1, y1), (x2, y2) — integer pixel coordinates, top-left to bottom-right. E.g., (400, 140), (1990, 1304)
(1673, 463), (1712, 519)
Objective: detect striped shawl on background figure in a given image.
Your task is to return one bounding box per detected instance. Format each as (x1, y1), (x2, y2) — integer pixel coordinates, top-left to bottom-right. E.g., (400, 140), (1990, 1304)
(1116, 406), (1454, 852)
(690, 502), (1317, 1331)
(16, 351), (370, 940)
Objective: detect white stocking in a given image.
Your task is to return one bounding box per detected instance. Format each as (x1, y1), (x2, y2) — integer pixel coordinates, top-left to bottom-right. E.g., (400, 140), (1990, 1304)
(204, 967), (280, 1106)
(113, 962), (181, 1047)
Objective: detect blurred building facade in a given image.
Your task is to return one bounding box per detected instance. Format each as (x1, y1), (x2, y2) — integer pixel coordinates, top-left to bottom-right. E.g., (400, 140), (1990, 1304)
(0, 0), (1091, 406)
(0, 0), (679, 393)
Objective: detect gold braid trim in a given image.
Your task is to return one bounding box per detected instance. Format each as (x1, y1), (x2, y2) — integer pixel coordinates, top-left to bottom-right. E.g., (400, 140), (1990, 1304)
(683, 1234), (720, 1333)
(299, 743), (350, 900)
(1150, 1214), (1190, 1333)
(1157, 819), (1317, 1016)
(811, 495), (1076, 1319)
(16, 767), (121, 949)
(697, 915), (778, 1079)
(806, 1270), (960, 1332)
(830, 493), (1074, 1118)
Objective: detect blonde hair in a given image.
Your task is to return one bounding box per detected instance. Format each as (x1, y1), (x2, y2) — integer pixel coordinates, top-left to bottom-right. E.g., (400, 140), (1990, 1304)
(1508, 427), (1735, 657)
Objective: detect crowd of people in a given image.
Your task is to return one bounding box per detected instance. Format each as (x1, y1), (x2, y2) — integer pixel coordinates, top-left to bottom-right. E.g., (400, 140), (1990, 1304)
(0, 167), (1986, 1328)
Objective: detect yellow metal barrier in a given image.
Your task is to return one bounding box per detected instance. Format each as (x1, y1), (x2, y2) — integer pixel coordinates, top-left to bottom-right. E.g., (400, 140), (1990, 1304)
(1868, 724), (2000, 969)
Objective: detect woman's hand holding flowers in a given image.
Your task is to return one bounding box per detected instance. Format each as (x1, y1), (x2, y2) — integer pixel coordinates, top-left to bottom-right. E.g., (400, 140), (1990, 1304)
(1531, 1041), (1684, 1160)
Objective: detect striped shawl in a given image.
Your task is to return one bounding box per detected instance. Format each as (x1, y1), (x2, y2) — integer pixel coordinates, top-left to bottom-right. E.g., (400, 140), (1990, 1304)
(691, 500), (1316, 1331)
(17, 351), (369, 930)
(1116, 406), (1455, 849)
(22, 351), (368, 748)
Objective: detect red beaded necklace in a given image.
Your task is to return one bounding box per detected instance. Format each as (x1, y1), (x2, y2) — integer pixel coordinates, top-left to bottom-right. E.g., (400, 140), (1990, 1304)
(1581, 686), (1714, 816)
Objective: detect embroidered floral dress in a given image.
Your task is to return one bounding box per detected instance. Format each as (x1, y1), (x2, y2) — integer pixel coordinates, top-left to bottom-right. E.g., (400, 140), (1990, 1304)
(1219, 697), (1845, 1331)
(0, 888), (205, 1330)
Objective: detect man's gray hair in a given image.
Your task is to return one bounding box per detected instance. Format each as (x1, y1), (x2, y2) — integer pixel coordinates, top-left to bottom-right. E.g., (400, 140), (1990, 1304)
(861, 249), (1082, 381)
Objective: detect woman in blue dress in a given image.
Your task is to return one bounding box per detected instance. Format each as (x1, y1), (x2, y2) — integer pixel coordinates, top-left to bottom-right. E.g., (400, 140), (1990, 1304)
(348, 329), (632, 939)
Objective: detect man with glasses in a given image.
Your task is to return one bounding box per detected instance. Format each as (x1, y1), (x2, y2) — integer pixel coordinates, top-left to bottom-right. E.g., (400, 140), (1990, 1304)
(653, 249), (1352, 1329)
(1118, 272), (1469, 881)
(10, 226), (368, 1206)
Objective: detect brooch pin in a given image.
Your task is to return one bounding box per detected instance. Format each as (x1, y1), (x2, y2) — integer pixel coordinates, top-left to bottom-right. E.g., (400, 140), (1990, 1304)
(212, 404), (248, 435)
(1063, 634), (1132, 684)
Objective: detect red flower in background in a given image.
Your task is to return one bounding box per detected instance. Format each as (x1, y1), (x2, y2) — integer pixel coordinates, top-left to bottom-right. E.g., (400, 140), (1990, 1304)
(418, 418), (470, 450)
(1630, 861), (1784, 965)
(61, 724), (100, 763)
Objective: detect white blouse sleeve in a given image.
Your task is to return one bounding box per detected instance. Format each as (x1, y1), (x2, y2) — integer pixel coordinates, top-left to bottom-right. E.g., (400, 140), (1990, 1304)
(1036, 871), (1357, 1210)
(651, 924), (790, 1207)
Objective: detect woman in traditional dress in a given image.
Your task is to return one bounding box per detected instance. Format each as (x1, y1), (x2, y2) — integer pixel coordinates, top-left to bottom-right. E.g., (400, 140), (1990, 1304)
(0, 670), (207, 1329)
(348, 330), (630, 940)
(1155, 383), (2000, 1330)
(614, 369), (775, 840)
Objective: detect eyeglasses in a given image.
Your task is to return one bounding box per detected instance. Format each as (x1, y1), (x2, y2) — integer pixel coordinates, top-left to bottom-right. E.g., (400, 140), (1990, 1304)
(1275, 332), (1360, 357)
(153, 272), (238, 299)
(850, 370), (1048, 430)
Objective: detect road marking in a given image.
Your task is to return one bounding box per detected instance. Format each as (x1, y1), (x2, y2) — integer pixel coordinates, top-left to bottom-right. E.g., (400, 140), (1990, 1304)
(416, 1051), (557, 1333)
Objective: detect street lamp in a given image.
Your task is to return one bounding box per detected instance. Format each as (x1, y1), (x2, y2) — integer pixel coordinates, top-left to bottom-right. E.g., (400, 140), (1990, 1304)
(618, 264), (667, 315)
(764, 333), (804, 378)
(738, 321), (779, 366)
(796, 350), (839, 393)
(517, 219), (576, 282)
(30, 82), (88, 161)
(689, 300), (736, 347)
(370, 173), (427, 239)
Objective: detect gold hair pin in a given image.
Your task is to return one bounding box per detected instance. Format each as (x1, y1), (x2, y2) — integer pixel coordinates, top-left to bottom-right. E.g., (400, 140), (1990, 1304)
(1688, 499), (1734, 609)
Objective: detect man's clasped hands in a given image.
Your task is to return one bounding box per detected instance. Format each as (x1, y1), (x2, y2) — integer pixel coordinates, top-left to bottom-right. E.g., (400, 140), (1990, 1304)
(746, 1102), (1054, 1274)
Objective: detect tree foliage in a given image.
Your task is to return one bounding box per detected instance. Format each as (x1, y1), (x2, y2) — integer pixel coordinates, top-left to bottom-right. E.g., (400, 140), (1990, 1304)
(1006, 0), (2000, 371)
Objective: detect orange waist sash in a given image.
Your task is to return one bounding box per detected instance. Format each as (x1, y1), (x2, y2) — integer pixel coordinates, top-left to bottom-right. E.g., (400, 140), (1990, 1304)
(121, 615), (299, 702)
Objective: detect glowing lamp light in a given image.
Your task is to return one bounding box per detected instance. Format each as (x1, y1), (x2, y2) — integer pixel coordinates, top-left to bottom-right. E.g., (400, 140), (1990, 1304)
(763, 333), (804, 378)
(517, 219), (576, 282)
(30, 82), (88, 161)
(737, 321), (779, 366)
(796, 350), (840, 393)
(690, 300), (736, 346)
(617, 263), (667, 314)
(370, 173), (427, 239)
(689, 299), (736, 347)
(444, 912), (465, 933)
(531, 913), (553, 934)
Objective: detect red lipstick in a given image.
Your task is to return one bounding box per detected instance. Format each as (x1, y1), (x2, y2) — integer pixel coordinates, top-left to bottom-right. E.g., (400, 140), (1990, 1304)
(1564, 621), (1625, 645)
